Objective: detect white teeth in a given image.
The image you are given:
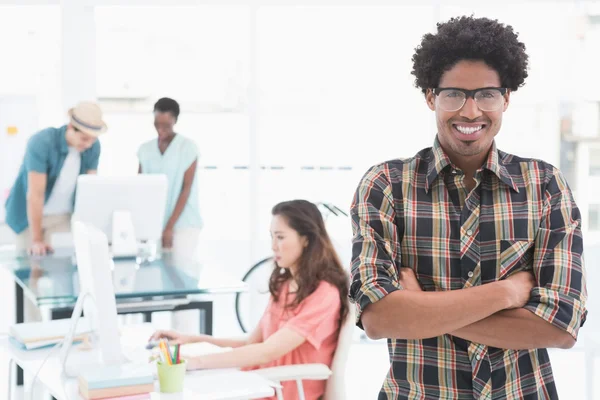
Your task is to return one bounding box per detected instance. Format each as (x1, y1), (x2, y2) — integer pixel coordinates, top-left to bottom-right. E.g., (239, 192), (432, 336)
(455, 125), (483, 135)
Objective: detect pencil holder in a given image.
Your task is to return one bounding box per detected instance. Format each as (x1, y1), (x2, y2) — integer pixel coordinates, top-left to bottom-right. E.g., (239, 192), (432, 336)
(156, 359), (187, 393)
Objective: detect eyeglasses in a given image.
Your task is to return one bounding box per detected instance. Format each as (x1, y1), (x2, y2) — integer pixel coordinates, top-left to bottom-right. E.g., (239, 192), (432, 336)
(432, 87), (507, 112)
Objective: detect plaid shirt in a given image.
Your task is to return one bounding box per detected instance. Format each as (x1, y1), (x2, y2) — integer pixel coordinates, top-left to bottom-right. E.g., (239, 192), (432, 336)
(349, 138), (587, 400)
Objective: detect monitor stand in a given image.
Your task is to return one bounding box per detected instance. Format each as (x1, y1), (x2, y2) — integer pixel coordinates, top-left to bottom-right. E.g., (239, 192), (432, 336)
(62, 222), (153, 379)
(111, 210), (138, 259)
(62, 344), (129, 379)
(59, 291), (127, 376)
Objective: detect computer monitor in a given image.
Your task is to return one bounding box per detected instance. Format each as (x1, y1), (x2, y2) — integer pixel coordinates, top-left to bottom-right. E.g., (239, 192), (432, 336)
(73, 175), (168, 257)
(60, 221), (125, 374)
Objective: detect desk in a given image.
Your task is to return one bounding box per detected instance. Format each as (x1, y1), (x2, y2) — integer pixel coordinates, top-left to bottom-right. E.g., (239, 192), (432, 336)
(0, 248), (248, 385)
(0, 332), (275, 400)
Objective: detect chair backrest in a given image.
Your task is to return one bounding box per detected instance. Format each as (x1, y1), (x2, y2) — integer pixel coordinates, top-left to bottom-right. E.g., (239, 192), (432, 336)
(324, 303), (356, 400)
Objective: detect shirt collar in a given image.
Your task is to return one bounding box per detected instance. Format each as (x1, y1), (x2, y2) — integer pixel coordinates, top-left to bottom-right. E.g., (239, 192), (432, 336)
(484, 142), (519, 193)
(425, 137), (452, 193)
(57, 125), (69, 154)
(425, 136), (519, 193)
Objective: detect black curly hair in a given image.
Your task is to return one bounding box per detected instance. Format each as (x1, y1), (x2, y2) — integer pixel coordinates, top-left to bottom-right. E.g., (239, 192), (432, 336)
(411, 16), (529, 94)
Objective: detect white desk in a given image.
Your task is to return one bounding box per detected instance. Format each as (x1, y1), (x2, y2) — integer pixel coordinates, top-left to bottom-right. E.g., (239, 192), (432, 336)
(0, 334), (275, 400)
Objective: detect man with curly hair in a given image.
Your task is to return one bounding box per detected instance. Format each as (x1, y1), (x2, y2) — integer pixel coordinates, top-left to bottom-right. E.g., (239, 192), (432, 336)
(349, 16), (587, 399)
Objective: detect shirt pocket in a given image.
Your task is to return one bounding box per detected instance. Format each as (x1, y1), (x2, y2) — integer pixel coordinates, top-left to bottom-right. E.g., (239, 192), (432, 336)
(499, 239), (534, 279)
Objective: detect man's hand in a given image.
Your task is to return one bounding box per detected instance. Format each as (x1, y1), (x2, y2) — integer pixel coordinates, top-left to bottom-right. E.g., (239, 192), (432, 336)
(399, 267), (423, 291)
(29, 241), (53, 256)
(504, 270), (535, 309)
(162, 227), (174, 249)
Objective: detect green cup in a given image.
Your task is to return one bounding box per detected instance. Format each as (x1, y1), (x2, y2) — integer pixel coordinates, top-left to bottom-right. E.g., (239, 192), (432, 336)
(156, 360), (187, 393)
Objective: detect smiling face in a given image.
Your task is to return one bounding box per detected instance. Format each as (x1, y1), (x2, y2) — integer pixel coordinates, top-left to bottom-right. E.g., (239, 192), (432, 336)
(154, 111), (176, 141)
(426, 60), (510, 166)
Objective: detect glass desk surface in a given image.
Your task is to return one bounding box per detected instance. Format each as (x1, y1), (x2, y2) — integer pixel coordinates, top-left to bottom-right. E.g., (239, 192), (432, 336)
(0, 248), (246, 307)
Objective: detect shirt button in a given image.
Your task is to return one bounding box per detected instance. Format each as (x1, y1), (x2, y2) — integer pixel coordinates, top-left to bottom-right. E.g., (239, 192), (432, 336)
(466, 229), (473, 236)
(468, 271), (474, 278)
(476, 355), (481, 361)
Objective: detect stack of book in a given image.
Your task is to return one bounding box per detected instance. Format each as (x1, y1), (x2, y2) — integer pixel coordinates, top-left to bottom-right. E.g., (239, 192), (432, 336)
(78, 363), (154, 400)
(9, 318), (93, 351)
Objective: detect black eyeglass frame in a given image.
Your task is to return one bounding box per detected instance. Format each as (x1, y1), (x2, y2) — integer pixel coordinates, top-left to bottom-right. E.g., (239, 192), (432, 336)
(432, 87), (507, 98)
(432, 87), (508, 112)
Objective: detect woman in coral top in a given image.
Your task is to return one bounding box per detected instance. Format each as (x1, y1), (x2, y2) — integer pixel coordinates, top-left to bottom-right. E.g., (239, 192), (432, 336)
(149, 199), (350, 400)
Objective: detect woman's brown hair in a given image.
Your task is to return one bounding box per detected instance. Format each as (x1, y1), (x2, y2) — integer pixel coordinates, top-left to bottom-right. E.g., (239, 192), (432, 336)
(269, 200), (349, 326)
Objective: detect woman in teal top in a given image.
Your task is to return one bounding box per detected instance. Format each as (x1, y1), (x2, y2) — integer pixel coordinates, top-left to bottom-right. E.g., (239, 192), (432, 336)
(137, 98), (202, 256)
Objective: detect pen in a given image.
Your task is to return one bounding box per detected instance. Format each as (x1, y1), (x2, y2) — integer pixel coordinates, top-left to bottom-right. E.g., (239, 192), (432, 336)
(159, 340), (172, 365)
(175, 344), (180, 364)
(164, 341), (173, 366)
(157, 347), (165, 363)
(165, 339), (175, 365)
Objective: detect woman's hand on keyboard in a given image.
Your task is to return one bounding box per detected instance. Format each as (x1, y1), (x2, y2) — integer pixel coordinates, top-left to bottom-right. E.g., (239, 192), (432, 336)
(148, 329), (198, 346)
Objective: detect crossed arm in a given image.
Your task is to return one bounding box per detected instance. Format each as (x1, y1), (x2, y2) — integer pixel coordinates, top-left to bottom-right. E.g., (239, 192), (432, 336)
(451, 309), (575, 350)
(361, 268), (575, 350)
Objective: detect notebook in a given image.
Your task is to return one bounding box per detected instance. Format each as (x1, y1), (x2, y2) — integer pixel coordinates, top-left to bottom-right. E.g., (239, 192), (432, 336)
(10, 318), (93, 346)
(78, 362), (154, 390)
(79, 382), (154, 400)
(9, 336), (87, 351)
(91, 395), (150, 400)
(98, 395), (150, 400)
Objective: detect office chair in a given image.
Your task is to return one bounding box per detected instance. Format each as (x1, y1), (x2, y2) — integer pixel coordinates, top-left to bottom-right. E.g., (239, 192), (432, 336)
(255, 305), (356, 400)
